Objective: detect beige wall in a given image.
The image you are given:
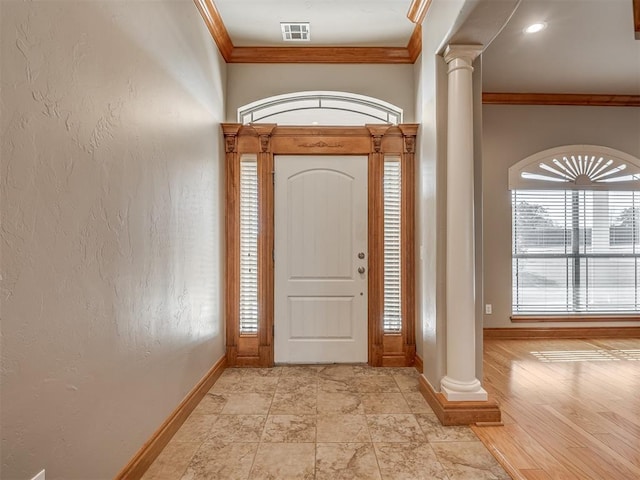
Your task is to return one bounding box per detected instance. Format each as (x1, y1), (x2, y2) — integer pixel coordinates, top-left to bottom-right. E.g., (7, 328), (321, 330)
(482, 105), (640, 329)
(414, 0), (466, 388)
(226, 64), (416, 122)
(0, 2), (227, 479)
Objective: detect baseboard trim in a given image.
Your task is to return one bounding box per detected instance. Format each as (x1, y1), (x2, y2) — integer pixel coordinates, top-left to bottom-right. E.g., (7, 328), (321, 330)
(418, 375), (501, 426)
(114, 355), (227, 480)
(414, 353), (423, 374)
(484, 327), (640, 339)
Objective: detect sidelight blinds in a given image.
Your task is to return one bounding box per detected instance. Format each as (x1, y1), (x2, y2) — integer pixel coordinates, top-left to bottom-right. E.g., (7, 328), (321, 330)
(383, 159), (402, 332)
(239, 158), (259, 334)
(512, 190), (640, 315)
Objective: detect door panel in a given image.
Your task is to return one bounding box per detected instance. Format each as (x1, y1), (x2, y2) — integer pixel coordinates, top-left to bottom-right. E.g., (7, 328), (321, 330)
(274, 155), (368, 363)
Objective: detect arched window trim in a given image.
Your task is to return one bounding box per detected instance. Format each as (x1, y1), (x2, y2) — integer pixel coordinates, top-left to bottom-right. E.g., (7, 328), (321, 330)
(237, 91), (404, 125)
(509, 145), (640, 191)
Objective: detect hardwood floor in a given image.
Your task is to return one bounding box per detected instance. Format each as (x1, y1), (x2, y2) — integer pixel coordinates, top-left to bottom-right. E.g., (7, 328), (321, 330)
(473, 337), (640, 480)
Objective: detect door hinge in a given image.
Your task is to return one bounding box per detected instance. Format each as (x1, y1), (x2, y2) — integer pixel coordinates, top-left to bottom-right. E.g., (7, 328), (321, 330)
(272, 248), (275, 262)
(271, 170), (275, 185)
(272, 324), (275, 337)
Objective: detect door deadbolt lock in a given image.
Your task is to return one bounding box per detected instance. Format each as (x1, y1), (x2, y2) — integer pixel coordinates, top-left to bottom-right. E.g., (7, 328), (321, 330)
(358, 266), (366, 274)
(358, 252), (365, 259)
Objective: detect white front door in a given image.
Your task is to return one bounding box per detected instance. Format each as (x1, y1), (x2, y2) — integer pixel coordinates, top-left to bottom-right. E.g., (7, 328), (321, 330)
(274, 155), (368, 363)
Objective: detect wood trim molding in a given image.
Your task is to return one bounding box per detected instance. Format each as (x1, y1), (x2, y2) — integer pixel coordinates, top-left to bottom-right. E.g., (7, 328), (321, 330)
(229, 46), (414, 64)
(418, 375), (502, 426)
(222, 124), (241, 366)
(484, 327), (640, 339)
(407, 0), (433, 24)
(511, 315), (640, 323)
(414, 353), (424, 374)
(483, 92), (640, 107)
(223, 124), (417, 367)
(193, 0), (233, 62)
(114, 356), (227, 480)
(407, 24), (422, 64)
(634, 0), (640, 40)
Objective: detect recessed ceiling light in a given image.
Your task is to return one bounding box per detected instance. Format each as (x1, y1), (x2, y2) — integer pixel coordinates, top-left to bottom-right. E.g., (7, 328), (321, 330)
(281, 23), (310, 42)
(524, 22), (546, 34)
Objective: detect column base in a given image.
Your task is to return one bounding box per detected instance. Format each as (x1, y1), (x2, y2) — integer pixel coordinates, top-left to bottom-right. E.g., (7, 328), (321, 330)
(441, 385), (488, 401)
(419, 375), (501, 426)
(441, 375), (488, 401)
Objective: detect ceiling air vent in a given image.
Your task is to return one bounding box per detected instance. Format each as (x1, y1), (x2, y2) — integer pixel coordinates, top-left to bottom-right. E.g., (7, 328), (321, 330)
(280, 23), (310, 41)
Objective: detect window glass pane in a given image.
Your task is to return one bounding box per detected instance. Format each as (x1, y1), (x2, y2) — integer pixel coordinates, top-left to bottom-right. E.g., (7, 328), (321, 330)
(240, 157), (258, 334)
(383, 159), (402, 333)
(512, 190), (639, 314)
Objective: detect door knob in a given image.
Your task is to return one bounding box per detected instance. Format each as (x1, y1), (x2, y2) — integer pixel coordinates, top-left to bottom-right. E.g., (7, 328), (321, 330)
(358, 267), (366, 274)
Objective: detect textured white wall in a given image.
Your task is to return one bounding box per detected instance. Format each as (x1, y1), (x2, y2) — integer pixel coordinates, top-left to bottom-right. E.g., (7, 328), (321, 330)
(0, 1), (226, 479)
(482, 105), (640, 329)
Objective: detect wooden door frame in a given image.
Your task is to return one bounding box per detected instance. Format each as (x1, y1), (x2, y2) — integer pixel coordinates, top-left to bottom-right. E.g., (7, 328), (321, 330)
(222, 123), (418, 367)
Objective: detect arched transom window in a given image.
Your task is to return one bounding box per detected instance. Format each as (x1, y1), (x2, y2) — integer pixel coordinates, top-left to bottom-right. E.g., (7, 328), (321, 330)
(237, 91), (403, 126)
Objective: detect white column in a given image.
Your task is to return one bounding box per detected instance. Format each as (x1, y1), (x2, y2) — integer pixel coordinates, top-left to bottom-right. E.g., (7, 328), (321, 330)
(441, 45), (487, 402)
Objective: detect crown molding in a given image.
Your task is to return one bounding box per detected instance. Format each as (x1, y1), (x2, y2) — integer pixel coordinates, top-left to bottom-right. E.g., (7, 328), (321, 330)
(407, 0), (433, 24)
(193, 0), (233, 62)
(483, 92), (640, 107)
(634, 0), (640, 40)
(194, 0), (422, 64)
(228, 46), (413, 64)
(407, 24), (422, 63)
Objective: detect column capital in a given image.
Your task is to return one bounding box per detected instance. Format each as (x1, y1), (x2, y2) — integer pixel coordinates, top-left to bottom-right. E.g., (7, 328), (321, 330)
(444, 44), (483, 65)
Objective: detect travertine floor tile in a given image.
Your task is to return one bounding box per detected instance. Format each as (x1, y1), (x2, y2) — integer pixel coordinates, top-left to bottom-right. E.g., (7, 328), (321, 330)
(374, 442), (449, 480)
(277, 376), (317, 392)
(219, 393), (273, 415)
(270, 390), (317, 415)
(354, 375), (400, 393)
(402, 391), (434, 413)
(432, 441), (512, 480)
(141, 441), (200, 480)
(317, 376), (359, 393)
(361, 393), (411, 414)
(316, 414), (370, 443)
(180, 441), (258, 480)
(317, 392), (365, 414)
(144, 366), (510, 480)
(210, 376), (278, 394)
(317, 364), (358, 379)
(191, 392), (227, 415)
(316, 443), (381, 480)
(249, 442), (315, 479)
(172, 414), (218, 443)
(208, 414), (266, 443)
(415, 413), (478, 442)
(366, 414), (426, 443)
(393, 374), (420, 392)
(280, 365), (321, 377)
(262, 415), (316, 442)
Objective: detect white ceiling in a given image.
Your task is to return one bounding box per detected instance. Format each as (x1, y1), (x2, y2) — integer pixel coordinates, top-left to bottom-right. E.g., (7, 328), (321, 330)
(213, 0), (640, 94)
(215, 0), (415, 47)
(482, 0), (640, 94)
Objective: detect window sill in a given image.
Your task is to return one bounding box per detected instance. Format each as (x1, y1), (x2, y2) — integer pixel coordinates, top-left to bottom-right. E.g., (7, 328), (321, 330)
(511, 315), (640, 323)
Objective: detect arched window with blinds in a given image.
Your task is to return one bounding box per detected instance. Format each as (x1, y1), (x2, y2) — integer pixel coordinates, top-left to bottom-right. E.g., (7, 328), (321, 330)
(509, 146), (640, 317)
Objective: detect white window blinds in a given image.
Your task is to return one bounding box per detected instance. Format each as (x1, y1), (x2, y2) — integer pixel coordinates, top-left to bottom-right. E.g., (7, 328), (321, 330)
(512, 190), (640, 314)
(239, 158), (259, 334)
(383, 159), (402, 332)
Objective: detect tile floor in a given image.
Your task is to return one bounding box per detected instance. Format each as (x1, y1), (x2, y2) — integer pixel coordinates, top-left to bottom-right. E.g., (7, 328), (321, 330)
(142, 365), (510, 480)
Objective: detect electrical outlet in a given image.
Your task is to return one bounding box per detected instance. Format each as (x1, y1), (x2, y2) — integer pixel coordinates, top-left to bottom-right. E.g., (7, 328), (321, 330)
(485, 304), (492, 315)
